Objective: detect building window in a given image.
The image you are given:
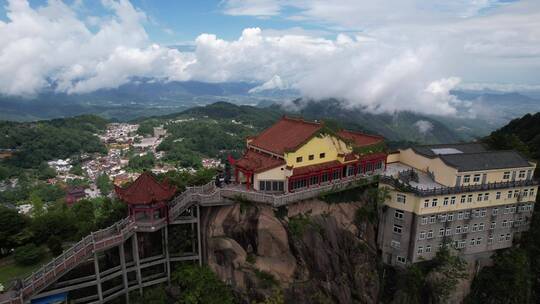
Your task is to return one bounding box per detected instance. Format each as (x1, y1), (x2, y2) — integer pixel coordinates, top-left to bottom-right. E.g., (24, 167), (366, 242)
(464, 175), (470, 183)
(463, 225), (469, 233)
(427, 230), (433, 239)
(519, 170), (526, 178)
(333, 170), (340, 180)
(490, 221), (496, 230)
(319, 153), (325, 159)
(503, 171), (510, 179)
(502, 220), (508, 228)
(308, 154), (314, 161)
(470, 239), (476, 246)
(530, 188), (535, 197)
(476, 238), (482, 245)
(473, 174), (481, 182)
(397, 194), (406, 204)
(472, 224), (478, 232)
(467, 195), (473, 203)
(464, 211), (470, 219)
(484, 193), (489, 201)
(421, 217), (428, 225)
(514, 190), (520, 198)
(430, 216), (436, 224)
(439, 214), (447, 222)
(439, 228), (445, 237)
(432, 199), (438, 207)
(496, 192), (501, 199)
(448, 213), (454, 221)
(523, 189), (529, 197)
(480, 209), (487, 217)
(479, 223), (485, 231)
(445, 228), (452, 236)
(507, 191), (513, 199)
(397, 256), (406, 264)
(296, 156), (303, 163)
(424, 200), (429, 208)
(393, 224), (403, 234)
(394, 210), (404, 219)
(418, 246), (424, 254)
(419, 231), (426, 240)
(488, 236), (493, 244)
(499, 234), (505, 242)
(444, 197), (449, 206)
(493, 208), (498, 216)
(458, 212), (464, 220)
(456, 226), (462, 234)
(461, 195), (466, 203)
(450, 196), (456, 205)
(506, 233), (511, 241)
(426, 245), (432, 253)
(347, 166), (355, 176)
(391, 240), (400, 249)
(477, 194), (483, 202)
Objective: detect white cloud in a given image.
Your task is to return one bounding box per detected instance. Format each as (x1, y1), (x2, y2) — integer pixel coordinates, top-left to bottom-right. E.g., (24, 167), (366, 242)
(414, 120), (434, 134)
(1, 0), (539, 118)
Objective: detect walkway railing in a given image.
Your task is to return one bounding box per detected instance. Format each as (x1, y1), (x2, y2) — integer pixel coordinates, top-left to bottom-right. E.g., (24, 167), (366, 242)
(0, 218), (136, 304)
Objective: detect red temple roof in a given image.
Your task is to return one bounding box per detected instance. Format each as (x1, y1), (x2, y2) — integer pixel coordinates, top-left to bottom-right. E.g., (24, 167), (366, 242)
(235, 150), (285, 173)
(115, 172), (176, 205)
(249, 116), (322, 155)
(337, 130), (384, 147)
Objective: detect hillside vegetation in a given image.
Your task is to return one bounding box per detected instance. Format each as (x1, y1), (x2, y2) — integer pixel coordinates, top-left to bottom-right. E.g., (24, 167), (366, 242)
(0, 115), (107, 170)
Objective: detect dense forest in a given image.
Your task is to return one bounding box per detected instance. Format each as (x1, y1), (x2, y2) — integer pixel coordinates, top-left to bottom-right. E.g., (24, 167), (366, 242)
(0, 115), (107, 170)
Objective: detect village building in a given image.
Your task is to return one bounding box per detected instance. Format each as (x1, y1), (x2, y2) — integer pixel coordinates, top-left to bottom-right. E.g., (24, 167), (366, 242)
(378, 143), (538, 265)
(231, 116), (387, 193)
(65, 186), (87, 206)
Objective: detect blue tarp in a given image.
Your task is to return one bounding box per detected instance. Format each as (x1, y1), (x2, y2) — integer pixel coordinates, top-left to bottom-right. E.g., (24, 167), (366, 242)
(31, 292), (67, 304)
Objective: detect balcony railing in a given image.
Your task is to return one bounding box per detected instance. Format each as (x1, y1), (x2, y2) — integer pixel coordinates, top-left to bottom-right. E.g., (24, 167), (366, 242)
(379, 175), (538, 197)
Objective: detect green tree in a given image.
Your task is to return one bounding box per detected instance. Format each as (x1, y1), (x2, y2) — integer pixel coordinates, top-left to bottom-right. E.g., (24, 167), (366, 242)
(0, 206), (28, 254)
(96, 173), (113, 196)
(171, 265), (234, 304)
(30, 192), (45, 217)
(47, 235), (63, 256)
(13, 244), (45, 266)
(71, 200), (96, 238)
(37, 162), (56, 180)
(70, 164), (84, 176)
(467, 248), (532, 303)
(127, 153), (156, 172)
(131, 285), (168, 304)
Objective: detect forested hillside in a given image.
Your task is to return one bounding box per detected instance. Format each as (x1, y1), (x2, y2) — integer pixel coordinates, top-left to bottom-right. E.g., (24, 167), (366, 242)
(0, 115), (107, 170)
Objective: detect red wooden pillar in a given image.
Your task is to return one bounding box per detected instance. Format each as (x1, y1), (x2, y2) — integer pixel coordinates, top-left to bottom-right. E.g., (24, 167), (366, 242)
(245, 172), (251, 190)
(319, 171), (322, 185)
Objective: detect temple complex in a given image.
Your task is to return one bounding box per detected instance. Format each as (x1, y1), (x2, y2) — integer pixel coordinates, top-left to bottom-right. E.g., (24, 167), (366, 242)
(231, 116), (387, 192)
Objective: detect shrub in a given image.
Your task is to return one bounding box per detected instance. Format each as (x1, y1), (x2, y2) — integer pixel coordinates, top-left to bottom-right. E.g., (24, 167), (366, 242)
(13, 244), (45, 266)
(47, 236), (63, 256)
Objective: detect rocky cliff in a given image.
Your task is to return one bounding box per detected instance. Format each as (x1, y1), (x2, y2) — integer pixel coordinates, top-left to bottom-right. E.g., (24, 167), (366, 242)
(202, 197), (380, 304)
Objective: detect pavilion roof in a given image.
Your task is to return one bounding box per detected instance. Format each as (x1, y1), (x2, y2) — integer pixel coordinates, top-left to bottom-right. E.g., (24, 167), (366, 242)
(235, 150), (285, 173)
(115, 171), (176, 205)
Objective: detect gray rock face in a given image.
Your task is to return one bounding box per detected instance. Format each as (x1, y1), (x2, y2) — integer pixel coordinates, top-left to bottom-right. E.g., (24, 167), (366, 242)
(203, 199), (380, 304)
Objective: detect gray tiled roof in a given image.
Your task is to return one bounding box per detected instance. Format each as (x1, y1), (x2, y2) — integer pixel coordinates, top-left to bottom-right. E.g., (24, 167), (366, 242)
(412, 143), (487, 158)
(439, 151), (532, 172)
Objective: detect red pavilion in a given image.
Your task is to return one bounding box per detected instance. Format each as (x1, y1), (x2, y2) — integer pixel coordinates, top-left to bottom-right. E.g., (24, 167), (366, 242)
(114, 172), (177, 224)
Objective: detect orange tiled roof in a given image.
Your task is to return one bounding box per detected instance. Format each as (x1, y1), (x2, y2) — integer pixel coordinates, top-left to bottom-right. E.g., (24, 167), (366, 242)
(235, 150), (285, 173)
(115, 172), (176, 205)
(337, 130), (383, 147)
(249, 116), (322, 155)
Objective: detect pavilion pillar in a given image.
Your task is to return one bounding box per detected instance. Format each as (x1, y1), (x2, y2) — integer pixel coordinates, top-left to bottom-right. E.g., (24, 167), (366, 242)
(197, 204), (202, 266)
(119, 243), (130, 304)
(132, 233), (143, 295)
(164, 225), (171, 285)
(93, 252), (103, 303)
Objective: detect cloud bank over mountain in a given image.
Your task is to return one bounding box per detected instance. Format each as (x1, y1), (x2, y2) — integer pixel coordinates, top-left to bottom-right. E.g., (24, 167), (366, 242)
(0, 0), (539, 116)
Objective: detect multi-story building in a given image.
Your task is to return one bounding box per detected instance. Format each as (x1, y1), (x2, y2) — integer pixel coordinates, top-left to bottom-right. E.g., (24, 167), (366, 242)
(231, 116), (387, 193)
(378, 143), (538, 266)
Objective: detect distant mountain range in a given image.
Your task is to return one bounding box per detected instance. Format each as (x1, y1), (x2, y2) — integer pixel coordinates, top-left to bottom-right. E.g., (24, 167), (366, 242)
(1, 80), (539, 144)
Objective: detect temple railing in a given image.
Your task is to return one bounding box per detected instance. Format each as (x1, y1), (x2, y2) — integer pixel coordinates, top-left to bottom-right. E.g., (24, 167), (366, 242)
(379, 174), (538, 197)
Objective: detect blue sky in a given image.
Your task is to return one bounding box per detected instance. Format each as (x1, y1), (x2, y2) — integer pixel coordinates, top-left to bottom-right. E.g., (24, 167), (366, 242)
(0, 0), (539, 115)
